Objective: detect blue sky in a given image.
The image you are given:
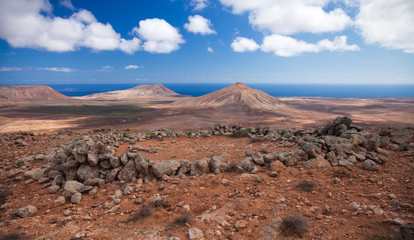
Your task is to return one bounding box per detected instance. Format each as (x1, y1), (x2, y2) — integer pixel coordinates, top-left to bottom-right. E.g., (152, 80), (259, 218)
(0, 0), (413, 84)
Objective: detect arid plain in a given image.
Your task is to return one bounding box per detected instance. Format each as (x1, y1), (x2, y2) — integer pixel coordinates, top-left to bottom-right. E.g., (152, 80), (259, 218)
(0, 84), (413, 240)
(0, 83), (413, 133)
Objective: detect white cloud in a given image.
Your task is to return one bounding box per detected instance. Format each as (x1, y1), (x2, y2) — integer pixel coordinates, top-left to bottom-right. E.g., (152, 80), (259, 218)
(261, 34), (359, 57)
(219, 0), (353, 35)
(207, 47), (213, 53)
(0, 0), (141, 54)
(125, 65), (139, 70)
(231, 37), (259, 52)
(318, 36), (360, 52)
(119, 37), (141, 54)
(355, 0), (414, 53)
(190, 0), (208, 11)
(132, 18), (185, 53)
(60, 0), (75, 10)
(0, 67), (24, 72)
(184, 15), (216, 35)
(38, 67), (74, 72)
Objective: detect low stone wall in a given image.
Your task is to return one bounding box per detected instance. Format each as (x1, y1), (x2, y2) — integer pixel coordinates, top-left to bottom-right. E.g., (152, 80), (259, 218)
(19, 117), (413, 204)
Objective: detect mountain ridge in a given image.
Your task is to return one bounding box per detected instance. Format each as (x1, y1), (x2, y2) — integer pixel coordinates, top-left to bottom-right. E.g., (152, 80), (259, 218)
(0, 85), (72, 100)
(78, 84), (182, 100)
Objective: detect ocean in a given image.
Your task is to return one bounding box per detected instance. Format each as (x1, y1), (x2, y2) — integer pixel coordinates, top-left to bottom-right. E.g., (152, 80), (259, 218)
(6, 83), (414, 98)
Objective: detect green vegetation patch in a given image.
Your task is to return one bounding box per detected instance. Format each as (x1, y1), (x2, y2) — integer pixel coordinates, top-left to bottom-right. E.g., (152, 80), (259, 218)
(25, 104), (153, 116)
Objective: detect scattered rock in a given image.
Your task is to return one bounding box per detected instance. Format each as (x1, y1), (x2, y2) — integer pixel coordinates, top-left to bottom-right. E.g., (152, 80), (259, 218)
(71, 192), (82, 204)
(392, 134), (411, 145)
(152, 160), (180, 178)
(251, 152), (265, 165)
(117, 160), (137, 182)
(270, 161), (286, 171)
(54, 196), (66, 206)
(77, 164), (100, 182)
(240, 158), (258, 173)
(235, 219), (249, 230)
(209, 156), (224, 173)
(63, 181), (84, 198)
(123, 184), (133, 195)
(392, 218), (406, 225)
(24, 168), (46, 181)
(108, 205), (120, 213)
(373, 207), (384, 216)
(349, 202), (360, 211)
(14, 205), (38, 218)
(363, 160), (380, 171)
(188, 227), (204, 240)
(190, 158), (210, 175)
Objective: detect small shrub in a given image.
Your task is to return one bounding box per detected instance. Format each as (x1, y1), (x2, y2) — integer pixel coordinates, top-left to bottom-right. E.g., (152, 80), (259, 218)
(280, 214), (308, 237)
(172, 212), (193, 227)
(333, 170), (350, 179)
(0, 187), (13, 205)
(185, 131), (193, 137)
(12, 178), (21, 183)
(0, 232), (27, 240)
(127, 205), (153, 222)
(245, 128), (252, 131)
(122, 132), (128, 137)
(296, 180), (317, 193)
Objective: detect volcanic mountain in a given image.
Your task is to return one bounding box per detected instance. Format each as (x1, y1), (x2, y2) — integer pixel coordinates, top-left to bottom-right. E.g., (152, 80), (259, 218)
(0, 85), (72, 100)
(78, 84), (182, 100)
(169, 82), (283, 110)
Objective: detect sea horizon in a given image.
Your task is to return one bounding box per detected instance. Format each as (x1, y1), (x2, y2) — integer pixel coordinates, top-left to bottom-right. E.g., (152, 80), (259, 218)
(2, 83), (414, 98)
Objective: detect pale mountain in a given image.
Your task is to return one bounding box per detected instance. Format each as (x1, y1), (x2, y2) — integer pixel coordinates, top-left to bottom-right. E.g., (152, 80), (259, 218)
(78, 84), (182, 100)
(0, 85), (72, 100)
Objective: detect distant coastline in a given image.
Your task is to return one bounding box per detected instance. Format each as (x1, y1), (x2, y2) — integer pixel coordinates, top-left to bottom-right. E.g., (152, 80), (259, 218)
(2, 83), (414, 98)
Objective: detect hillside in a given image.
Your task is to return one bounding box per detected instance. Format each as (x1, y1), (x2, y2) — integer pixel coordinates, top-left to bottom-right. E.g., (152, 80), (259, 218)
(170, 82), (283, 110)
(0, 118), (413, 239)
(0, 85), (72, 100)
(78, 84), (182, 100)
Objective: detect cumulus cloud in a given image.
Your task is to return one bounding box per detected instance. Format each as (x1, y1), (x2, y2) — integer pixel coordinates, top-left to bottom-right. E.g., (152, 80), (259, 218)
(0, 0), (146, 54)
(231, 37), (259, 52)
(60, 0), (75, 10)
(261, 35), (359, 57)
(125, 65), (139, 70)
(37, 67), (74, 72)
(219, 0), (353, 35)
(0, 67), (24, 72)
(207, 47), (213, 53)
(132, 18), (185, 54)
(355, 0), (414, 53)
(190, 0), (208, 11)
(184, 15), (216, 35)
(119, 38), (141, 54)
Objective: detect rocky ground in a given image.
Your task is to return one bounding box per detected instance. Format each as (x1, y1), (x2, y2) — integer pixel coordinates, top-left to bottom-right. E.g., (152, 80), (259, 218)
(0, 117), (413, 240)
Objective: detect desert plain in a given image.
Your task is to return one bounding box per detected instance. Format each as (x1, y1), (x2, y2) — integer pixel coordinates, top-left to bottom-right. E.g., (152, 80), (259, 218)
(0, 83), (413, 240)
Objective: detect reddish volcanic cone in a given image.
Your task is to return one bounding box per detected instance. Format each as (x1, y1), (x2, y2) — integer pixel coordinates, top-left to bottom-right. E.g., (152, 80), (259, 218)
(170, 82), (282, 110)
